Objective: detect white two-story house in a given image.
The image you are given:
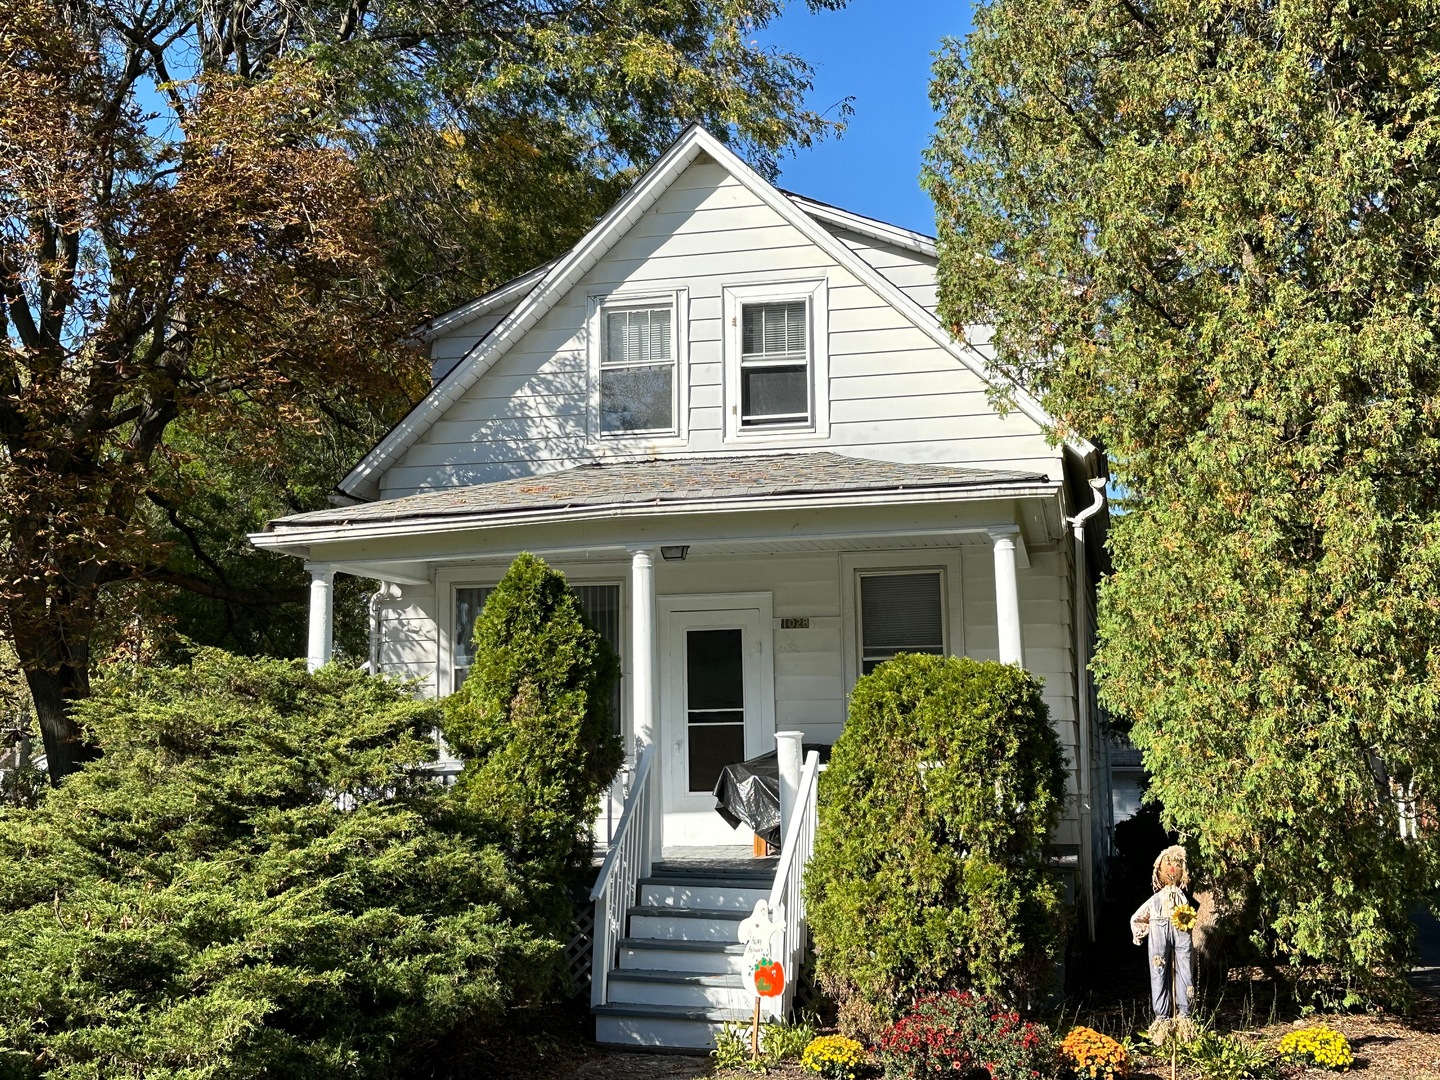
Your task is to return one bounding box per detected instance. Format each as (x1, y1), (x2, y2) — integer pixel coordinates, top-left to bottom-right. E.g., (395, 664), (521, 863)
(251, 125), (1112, 1048)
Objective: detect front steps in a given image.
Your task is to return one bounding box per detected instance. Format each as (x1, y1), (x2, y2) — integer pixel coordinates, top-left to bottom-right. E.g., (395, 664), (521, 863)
(594, 860), (774, 1049)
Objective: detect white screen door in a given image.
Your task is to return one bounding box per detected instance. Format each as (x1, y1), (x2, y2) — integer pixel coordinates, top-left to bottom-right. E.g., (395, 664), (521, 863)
(659, 596), (774, 847)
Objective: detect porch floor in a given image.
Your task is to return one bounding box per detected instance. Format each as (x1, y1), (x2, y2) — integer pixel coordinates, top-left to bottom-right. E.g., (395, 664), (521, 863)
(653, 845), (778, 877)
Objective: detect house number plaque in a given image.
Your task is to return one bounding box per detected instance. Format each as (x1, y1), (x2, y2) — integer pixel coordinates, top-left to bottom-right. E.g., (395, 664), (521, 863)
(780, 618), (810, 629)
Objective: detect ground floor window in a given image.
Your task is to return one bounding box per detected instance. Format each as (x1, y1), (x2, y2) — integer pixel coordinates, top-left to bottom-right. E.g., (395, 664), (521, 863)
(858, 570), (945, 675)
(451, 582), (624, 733)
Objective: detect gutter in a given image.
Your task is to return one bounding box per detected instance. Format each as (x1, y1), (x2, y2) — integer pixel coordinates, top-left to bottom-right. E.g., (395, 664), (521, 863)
(1065, 476), (1107, 940)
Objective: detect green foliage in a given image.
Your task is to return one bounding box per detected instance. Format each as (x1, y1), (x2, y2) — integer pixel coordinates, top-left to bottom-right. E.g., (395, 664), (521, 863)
(712, 1015), (820, 1073)
(0, 651), (559, 1078)
(926, 0), (1440, 1004)
(1181, 1030), (1277, 1080)
(443, 553), (622, 932)
(762, 1014), (820, 1062)
(805, 655), (1067, 1028)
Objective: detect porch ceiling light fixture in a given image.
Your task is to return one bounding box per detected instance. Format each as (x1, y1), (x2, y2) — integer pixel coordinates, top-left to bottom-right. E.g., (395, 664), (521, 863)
(660, 545), (690, 561)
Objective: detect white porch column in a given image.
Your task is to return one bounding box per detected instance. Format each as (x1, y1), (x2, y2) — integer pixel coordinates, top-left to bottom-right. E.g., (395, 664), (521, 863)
(989, 527), (1024, 667)
(629, 546), (661, 870)
(775, 730), (804, 849)
(306, 563), (336, 672)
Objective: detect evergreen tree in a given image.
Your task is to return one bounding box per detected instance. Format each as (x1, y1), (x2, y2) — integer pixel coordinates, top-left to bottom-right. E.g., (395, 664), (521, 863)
(926, 0), (1440, 1004)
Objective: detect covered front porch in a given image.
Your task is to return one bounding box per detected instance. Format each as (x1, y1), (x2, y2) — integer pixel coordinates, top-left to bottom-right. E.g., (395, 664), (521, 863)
(252, 452), (1092, 1045)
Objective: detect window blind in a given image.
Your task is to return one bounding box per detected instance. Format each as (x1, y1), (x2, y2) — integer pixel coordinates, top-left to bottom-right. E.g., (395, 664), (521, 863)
(741, 301), (806, 358)
(860, 572), (944, 672)
(605, 307), (672, 365)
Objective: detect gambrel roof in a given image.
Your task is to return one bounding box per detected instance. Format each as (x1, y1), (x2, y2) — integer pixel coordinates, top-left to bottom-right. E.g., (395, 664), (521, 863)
(338, 125), (1088, 502)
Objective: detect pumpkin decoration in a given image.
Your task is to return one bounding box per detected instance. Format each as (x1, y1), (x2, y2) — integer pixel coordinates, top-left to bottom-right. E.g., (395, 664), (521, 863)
(752, 956), (785, 997)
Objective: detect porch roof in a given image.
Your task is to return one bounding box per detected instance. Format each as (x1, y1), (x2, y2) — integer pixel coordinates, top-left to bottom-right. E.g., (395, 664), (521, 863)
(267, 453), (1047, 532)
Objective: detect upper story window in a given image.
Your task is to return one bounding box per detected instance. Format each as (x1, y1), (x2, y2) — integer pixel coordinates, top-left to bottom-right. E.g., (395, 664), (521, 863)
(740, 300), (810, 427)
(723, 279), (829, 443)
(588, 290), (687, 442)
(601, 305), (675, 434)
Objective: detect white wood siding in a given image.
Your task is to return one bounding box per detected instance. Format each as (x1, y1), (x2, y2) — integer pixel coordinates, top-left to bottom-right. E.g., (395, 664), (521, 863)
(829, 227), (939, 314)
(380, 160), (1062, 499)
(428, 309), (511, 384)
(376, 583), (438, 697)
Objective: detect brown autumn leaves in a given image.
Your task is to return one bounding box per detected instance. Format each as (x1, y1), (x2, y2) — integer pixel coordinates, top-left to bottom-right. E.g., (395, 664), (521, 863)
(0, 0), (420, 771)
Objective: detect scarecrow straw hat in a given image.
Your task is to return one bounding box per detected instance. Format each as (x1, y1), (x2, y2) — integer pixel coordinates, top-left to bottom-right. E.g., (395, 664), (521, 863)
(1151, 845), (1190, 891)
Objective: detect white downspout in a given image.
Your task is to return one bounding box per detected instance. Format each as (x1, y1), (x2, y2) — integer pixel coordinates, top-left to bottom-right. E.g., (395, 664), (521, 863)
(1066, 477), (1106, 940)
(367, 586), (390, 676)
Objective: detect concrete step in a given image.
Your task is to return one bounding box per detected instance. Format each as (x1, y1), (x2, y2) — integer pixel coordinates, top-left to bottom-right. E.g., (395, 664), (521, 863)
(607, 969), (753, 1009)
(593, 1002), (751, 1050)
(618, 938), (747, 974)
(628, 905), (748, 942)
(638, 878), (771, 911)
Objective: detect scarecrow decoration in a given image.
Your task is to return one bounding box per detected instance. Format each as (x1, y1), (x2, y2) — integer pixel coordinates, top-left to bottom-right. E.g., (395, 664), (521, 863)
(1130, 845), (1198, 1048)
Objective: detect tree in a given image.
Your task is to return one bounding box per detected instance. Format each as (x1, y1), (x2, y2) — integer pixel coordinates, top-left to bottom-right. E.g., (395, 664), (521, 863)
(926, 0), (1440, 1004)
(443, 553), (622, 936)
(1, 0), (850, 784)
(0, 651), (562, 1077)
(805, 656), (1066, 1033)
(1, 2), (413, 781)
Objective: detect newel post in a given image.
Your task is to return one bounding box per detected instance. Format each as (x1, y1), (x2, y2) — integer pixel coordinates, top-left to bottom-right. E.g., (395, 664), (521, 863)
(775, 730), (804, 848)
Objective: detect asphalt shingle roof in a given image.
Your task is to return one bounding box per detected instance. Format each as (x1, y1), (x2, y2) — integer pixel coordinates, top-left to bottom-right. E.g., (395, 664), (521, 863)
(267, 452), (1048, 531)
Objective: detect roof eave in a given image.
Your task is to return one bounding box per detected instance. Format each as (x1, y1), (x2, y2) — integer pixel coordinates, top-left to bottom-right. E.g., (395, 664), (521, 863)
(252, 480), (1063, 550)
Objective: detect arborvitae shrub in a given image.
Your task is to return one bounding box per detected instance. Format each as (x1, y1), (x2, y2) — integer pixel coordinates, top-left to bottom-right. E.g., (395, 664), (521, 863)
(0, 651), (557, 1079)
(804, 655), (1067, 1033)
(442, 552), (623, 932)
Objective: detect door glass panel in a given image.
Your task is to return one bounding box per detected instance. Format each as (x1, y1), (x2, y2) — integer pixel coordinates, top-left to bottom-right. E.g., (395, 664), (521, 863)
(686, 628), (745, 792)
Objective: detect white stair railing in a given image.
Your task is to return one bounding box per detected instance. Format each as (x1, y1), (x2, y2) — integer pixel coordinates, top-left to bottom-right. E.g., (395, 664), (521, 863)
(766, 749), (821, 1019)
(589, 743), (655, 1008)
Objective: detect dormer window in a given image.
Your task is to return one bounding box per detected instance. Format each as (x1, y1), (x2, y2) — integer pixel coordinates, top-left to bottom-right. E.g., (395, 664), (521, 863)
(740, 301), (810, 427)
(588, 289), (687, 442)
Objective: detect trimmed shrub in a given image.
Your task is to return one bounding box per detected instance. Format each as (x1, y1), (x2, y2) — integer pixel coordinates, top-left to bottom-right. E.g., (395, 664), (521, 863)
(442, 552), (623, 933)
(804, 654), (1067, 1029)
(876, 990), (1060, 1080)
(0, 651), (557, 1078)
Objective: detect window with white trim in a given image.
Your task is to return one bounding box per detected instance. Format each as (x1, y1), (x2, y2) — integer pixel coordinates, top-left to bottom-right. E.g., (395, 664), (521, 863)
(599, 303), (676, 435)
(858, 570), (945, 675)
(722, 279), (828, 442)
(451, 583), (624, 733)
(739, 300), (810, 427)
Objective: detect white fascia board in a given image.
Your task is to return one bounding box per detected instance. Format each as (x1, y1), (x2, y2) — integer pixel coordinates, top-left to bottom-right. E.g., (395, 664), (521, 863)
(249, 481), (1062, 550)
(788, 194), (938, 259)
(406, 262), (554, 346)
(338, 131), (710, 500)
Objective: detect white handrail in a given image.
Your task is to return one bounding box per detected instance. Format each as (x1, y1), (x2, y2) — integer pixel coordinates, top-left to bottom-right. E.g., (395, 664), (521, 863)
(589, 743), (655, 1008)
(766, 750), (821, 1018)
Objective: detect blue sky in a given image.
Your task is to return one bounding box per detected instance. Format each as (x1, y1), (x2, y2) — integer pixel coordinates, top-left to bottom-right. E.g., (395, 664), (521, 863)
(759, 1), (974, 238)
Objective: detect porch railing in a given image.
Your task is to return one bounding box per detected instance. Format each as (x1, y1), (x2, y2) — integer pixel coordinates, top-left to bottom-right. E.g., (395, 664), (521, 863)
(766, 749), (821, 1019)
(589, 742), (655, 1008)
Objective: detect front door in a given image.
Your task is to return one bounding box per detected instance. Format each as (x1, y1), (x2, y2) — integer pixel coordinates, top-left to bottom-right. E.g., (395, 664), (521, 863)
(659, 595), (774, 847)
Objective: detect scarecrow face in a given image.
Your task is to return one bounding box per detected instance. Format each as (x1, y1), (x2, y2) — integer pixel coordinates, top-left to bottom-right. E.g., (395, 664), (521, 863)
(1159, 860), (1184, 887)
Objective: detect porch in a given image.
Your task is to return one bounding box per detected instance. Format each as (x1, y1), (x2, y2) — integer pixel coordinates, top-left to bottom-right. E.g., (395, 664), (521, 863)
(252, 452), (1092, 1047)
